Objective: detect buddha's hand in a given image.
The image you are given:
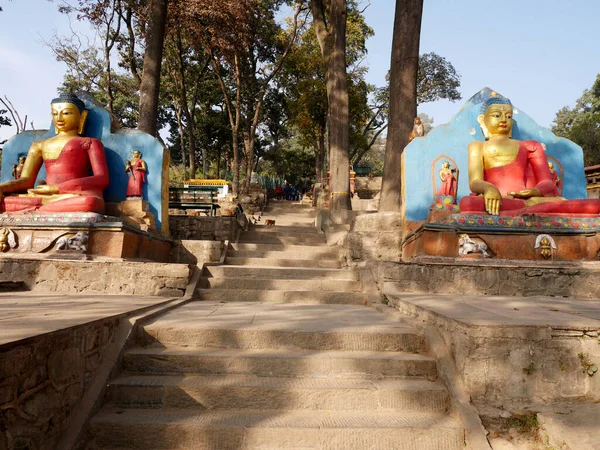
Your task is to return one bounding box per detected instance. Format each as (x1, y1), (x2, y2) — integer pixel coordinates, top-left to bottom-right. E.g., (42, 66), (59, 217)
(27, 185), (60, 196)
(483, 186), (502, 216)
(507, 188), (542, 199)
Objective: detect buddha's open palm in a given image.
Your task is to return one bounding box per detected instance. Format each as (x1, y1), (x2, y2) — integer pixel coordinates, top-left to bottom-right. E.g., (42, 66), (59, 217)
(484, 186), (502, 216)
(508, 189), (542, 199)
(27, 185), (60, 196)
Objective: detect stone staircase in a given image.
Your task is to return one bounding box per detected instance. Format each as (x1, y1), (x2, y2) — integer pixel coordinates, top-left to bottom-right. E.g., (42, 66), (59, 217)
(85, 202), (466, 449)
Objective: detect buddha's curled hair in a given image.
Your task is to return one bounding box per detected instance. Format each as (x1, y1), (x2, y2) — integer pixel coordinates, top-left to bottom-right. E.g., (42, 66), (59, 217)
(51, 93), (86, 112)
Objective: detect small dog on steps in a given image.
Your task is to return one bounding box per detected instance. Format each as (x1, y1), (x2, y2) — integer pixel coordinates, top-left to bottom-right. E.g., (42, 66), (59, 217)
(264, 219), (276, 226)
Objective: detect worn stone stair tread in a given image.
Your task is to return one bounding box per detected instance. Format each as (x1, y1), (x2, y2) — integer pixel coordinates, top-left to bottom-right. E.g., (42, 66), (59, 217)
(224, 257), (341, 268)
(238, 236), (327, 245)
(229, 242), (338, 252)
(138, 329), (424, 352)
(110, 373), (447, 391)
(203, 266), (360, 280)
(92, 406), (461, 429)
(126, 345), (434, 363)
(227, 248), (339, 260)
(108, 374), (449, 411)
(250, 225), (321, 233)
(192, 289), (367, 304)
(201, 277), (363, 292)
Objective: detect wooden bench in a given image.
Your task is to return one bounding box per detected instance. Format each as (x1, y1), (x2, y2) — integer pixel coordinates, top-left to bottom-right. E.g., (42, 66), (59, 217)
(168, 186), (221, 216)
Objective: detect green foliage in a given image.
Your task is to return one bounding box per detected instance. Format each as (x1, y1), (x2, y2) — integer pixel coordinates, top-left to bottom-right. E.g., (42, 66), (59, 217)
(552, 74), (600, 166)
(417, 53), (461, 105)
(523, 362), (536, 375)
(577, 352), (598, 376)
(259, 131), (316, 185)
(0, 109), (11, 128)
(505, 412), (539, 434)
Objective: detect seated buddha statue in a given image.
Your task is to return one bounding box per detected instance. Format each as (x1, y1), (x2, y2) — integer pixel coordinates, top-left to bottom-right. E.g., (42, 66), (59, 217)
(0, 93), (109, 214)
(459, 94), (600, 216)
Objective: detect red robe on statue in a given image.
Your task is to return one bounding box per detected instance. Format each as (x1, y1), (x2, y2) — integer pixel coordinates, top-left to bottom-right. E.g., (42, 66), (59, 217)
(459, 140), (600, 217)
(0, 137), (109, 214)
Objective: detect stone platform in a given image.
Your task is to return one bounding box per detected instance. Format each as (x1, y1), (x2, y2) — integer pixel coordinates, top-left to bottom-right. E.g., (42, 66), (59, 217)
(0, 293), (185, 450)
(0, 212), (173, 262)
(380, 287), (600, 450)
(402, 214), (600, 261)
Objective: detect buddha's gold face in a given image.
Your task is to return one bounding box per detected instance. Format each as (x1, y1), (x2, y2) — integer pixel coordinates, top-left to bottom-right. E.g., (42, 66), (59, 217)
(482, 104), (513, 136)
(51, 102), (82, 133)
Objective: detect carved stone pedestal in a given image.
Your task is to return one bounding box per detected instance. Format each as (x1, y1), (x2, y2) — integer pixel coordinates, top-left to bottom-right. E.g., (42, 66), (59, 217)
(402, 214), (600, 261)
(0, 212), (172, 262)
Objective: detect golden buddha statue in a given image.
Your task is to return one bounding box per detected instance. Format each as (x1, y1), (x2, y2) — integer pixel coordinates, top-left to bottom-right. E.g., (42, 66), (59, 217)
(460, 94), (600, 217)
(0, 93), (109, 214)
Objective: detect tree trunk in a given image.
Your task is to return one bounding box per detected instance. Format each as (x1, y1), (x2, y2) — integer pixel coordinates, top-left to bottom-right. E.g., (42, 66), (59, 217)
(138, 0), (169, 136)
(232, 126), (240, 196)
(175, 105), (188, 179)
(311, 0), (351, 211)
(379, 0), (423, 212)
(316, 128), (325, 183)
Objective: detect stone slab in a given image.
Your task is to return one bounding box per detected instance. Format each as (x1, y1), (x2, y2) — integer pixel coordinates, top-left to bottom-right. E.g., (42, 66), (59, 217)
(538, 403), (600, 450)
(0, 292), (174, 346)
(382, 289), (600, 329)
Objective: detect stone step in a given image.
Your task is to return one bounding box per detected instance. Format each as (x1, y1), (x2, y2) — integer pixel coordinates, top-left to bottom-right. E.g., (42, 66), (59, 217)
(137, 326), (424, 353)
(199, 277), (363, 292)
(107, 374), (450, 411)
(203, 266), (359, 281)
(229, 243), (339, 258)
(192, 289), (367, 305)
(250, 225), (321, 234)
(238, 232), (326, 245)
(90, 407), (464, 450)
(224, 256), (341, 268)
(123, 347), (437, 379)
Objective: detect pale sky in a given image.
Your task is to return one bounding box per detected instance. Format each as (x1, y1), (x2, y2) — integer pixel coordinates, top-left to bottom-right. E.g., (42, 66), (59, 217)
(1, 0), (599, 142)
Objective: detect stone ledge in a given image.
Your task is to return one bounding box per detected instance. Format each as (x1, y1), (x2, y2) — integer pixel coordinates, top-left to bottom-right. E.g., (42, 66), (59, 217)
(372, 259), (600, 298)
(0, 257), (190, 297)
(380, 290), (600, 412)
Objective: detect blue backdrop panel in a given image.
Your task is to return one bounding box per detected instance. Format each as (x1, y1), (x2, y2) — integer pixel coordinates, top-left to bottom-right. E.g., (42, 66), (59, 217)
(1, 93), (166, 230)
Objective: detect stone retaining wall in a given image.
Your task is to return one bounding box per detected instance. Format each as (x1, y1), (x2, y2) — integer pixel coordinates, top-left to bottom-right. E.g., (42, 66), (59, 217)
(169, 215), (245, 241)
(170, 240), (223, 265)
(385, 295), (600, 411)
(0, 259), (189, 297)
(0, 317), (119, 450)
(372, 258), (600, 298)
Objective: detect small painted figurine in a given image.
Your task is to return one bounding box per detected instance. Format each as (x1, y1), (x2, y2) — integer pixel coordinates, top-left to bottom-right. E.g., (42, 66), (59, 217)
(11, 156), (26, 180)
(458, 234), (489, 257)
(437, 161), (457, 198)
(125, 150), (147, 198)
(548, 161), (562, 194)
(408, 117), (424, 143)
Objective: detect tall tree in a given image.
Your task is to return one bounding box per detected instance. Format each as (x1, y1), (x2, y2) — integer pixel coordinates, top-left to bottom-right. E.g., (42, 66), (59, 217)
(379, 0), (423, 212)
(0, 110), (10, 128)
(138, 0), (169, 136)
(311, 0), (351, 211)
(552, 74), (600, 166)
(352, 53), (461, 166)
